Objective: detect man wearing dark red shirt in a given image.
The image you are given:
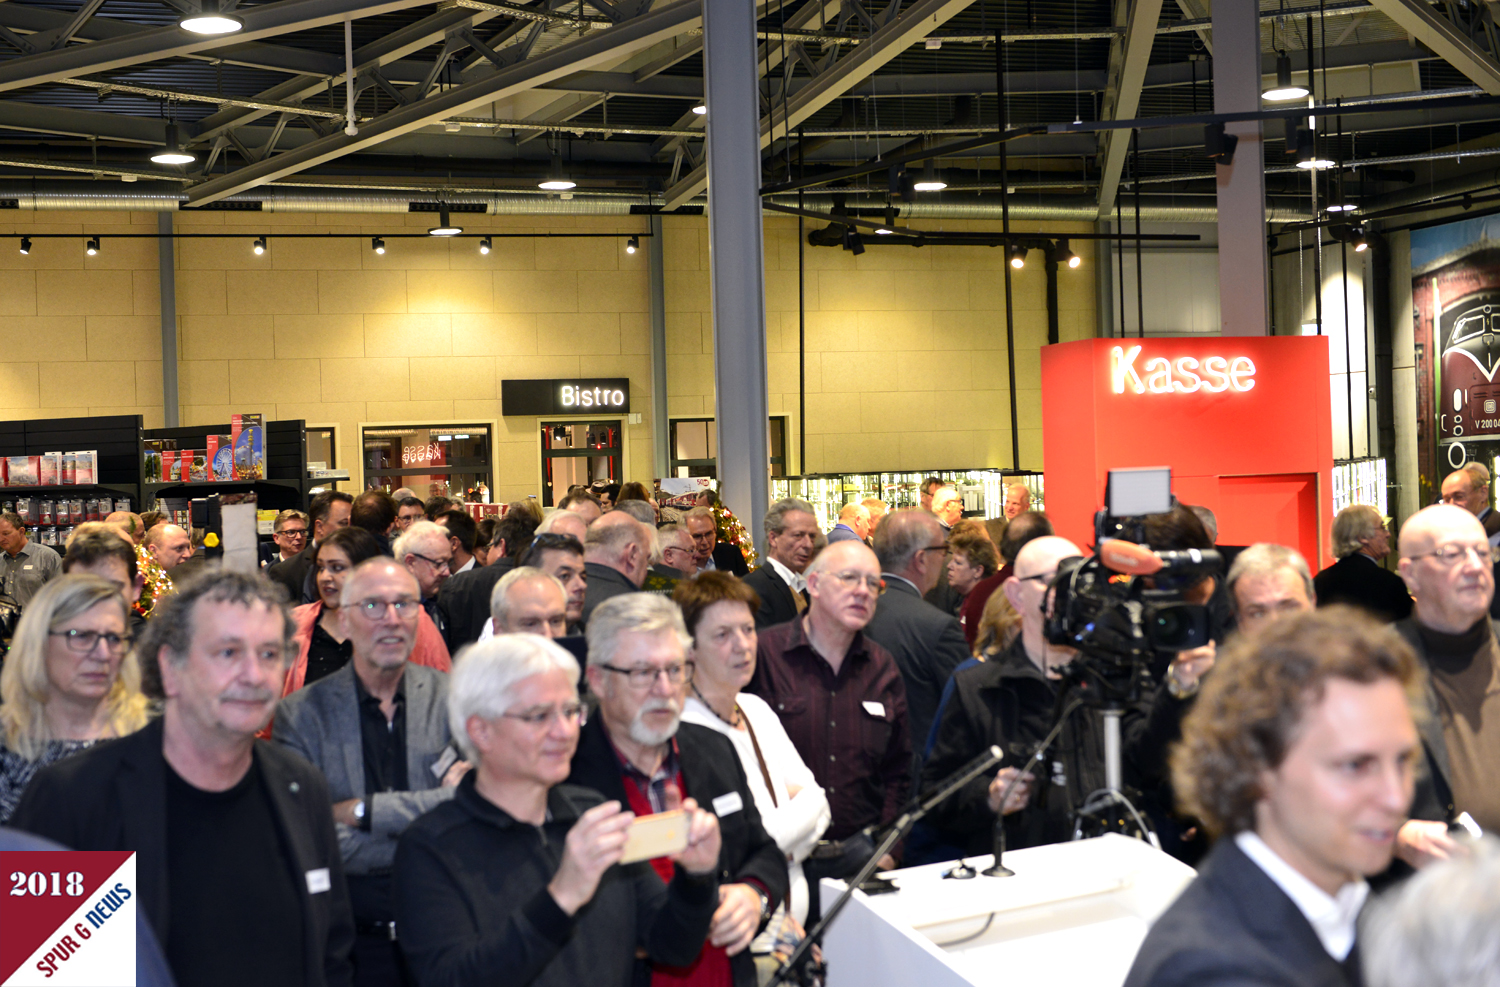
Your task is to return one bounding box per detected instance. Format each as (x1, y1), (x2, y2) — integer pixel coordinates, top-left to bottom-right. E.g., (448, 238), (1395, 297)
(569, 593), (787, 987)
(750, 540), (911, 872)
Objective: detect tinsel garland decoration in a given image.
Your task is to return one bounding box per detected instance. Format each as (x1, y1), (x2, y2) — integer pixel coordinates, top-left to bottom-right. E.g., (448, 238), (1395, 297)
(713, 503), (758, 569)
(134, 542), (173, 618)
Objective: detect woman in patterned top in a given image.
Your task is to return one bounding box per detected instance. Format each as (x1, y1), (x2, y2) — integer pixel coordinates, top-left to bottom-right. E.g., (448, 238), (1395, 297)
(0, 574), (150, 822)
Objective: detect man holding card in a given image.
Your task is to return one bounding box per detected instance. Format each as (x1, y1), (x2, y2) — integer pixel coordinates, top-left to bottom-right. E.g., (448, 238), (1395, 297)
(569, 593), (788, 987)
(394, 633), (724, 987)
(274, 558), (467, 987)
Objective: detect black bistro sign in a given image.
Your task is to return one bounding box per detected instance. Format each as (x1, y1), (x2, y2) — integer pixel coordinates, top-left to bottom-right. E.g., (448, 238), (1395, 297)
(502, 378), (631, 416)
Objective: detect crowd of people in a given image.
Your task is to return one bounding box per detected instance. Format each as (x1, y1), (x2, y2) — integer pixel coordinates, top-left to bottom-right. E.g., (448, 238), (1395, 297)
(0, 468), (1495, 987)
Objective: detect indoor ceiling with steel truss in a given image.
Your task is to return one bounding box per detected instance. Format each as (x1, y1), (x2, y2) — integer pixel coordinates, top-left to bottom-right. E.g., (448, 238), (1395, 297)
(0, 0), (1496, 230)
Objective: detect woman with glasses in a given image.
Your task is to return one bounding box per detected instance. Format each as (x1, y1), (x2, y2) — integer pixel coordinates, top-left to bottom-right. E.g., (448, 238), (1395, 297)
(0, 574), (149, 823)
(281, 527), (450, 697)
(675, 572), (831, 973)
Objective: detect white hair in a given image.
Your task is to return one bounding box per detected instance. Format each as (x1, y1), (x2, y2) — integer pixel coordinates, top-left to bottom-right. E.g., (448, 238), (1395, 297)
(1364, 836), (1500, 987)
(584, 592), (692, 668)
(489, 565), (565, 627)
(392, 519), (448, 563)
(447, 634), (579, 761)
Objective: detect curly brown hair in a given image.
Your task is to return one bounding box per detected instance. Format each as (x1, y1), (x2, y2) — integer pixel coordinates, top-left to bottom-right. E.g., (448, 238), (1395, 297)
(949, 530), (1000, 579)
(672, 571), (761, 638)
(1172, 605), (1426, 837)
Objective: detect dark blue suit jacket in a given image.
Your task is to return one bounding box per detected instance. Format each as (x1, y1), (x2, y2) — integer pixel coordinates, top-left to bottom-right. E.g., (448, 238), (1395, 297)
(1124, 838), (1360, 987)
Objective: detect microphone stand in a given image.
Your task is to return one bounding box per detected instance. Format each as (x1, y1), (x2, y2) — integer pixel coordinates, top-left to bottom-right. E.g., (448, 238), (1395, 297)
(983, 696), (1085, 877)
(768, 744), (1007, 987)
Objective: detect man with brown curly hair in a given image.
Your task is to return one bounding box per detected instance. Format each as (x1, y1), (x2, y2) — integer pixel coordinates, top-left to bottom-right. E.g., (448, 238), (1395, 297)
(1124, 608), (1425, 987)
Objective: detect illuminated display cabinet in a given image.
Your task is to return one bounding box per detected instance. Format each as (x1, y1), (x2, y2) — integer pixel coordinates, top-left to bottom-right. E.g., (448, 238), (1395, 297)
(771, 469), (1044, 532)
(1332, 457), (1388, 518)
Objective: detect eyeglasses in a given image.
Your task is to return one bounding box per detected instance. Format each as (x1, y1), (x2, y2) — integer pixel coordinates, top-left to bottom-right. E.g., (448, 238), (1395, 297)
(408, 552), (452, 572)
(502, 702), (585, 727)
(824, 571), (886, 595)
(921, 544), (948, 554)
(275, 528), (307, 539)
(1408, 542), (1500, 566)
(49, 629), (130, 655)
(598, 661), (695, 688)
(1016, 571), (1057, 585)
(354, 598), (422, 618)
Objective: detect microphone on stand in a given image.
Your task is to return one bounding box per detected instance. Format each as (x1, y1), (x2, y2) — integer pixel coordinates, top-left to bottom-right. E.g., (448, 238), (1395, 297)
(983, 697), (1086, 878)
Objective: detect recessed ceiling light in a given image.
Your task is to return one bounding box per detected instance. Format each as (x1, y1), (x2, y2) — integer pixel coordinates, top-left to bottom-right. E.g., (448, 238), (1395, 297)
(151, 123), (195, 165)
(180, 0), (242, 34)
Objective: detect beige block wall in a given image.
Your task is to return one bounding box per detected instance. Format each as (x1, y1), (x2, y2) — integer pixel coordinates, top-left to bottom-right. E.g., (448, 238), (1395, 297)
(0, 208), (1094, 497)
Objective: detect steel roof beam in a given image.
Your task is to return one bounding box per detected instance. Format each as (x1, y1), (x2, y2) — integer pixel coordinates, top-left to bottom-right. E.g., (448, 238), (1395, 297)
(185, 0), (702, 205)
(1366, 0), (1500, 94)
(660, 0), (975, 210)
(1094, 0), (1165, 219)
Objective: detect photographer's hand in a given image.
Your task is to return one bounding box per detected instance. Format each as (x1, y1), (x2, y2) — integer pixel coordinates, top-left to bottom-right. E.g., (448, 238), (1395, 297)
(1169, 640), (1216, 696)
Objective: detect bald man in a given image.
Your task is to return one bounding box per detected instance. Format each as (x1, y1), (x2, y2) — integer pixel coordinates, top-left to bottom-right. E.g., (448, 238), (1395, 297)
(537, 508), (588, 544)
(1002, 484), (1031, 521)
(1393, 503), (1500, 870)
(104, 511), (145, 546)
(273, 558), (465, 982)
(143, 522), (193, 572)
(923, 535), (1214, 857)
(750, 539), (911, 885)
(580, 511), (651, 627)
(827, 502), (871, 544)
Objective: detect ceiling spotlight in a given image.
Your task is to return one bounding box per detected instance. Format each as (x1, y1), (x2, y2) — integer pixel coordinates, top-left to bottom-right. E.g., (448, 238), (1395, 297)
(1008, 244), (1027, 269)
(1056, 239), (1080, 269)
(1204, 122), (1238, 166)
(539, 150), (576, 191)
(479, 236), (492, 255)
(913, 159), (947, 192)
(179, 0), (243, 34)
(1325, 191), (1356, 213)
(625, 235), (639, 254)
(371, 236), (385, 255)
(1353, 227), (1370, 252)
(1294, 128), (1333, 170)
(1263, 52), (1310, 102)
(85, 236), (100, 256)
(428, 203), (462, 236)
(842, 228), (865, 255)
(252, 235), (266, 255)
(18, 236), (29, 255)
(691, 104), (707, 116)
(150, 123), (195, 165)
(874, 205), (896, 234)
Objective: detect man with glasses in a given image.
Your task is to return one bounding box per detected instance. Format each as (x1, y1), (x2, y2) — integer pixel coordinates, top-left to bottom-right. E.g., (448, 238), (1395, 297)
(751, 540), (911, 880)
(267, 510), (310, 567)
(1392, 503), (1500, 870)
(1440, 462), (1500, 546)
(275, 558), (465, 987)
(863, 509), (971, 753)
(269, 489), (353, 605)
(393, 520), (454, 643)
(569, 593), (786, 987)
(395, 497), (426, 534)
(12, 568), (355, 987)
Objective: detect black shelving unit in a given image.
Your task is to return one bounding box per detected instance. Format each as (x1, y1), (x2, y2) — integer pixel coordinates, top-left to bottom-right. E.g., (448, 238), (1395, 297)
(142, 419), (311, 512)
(0, 414), (145, 510)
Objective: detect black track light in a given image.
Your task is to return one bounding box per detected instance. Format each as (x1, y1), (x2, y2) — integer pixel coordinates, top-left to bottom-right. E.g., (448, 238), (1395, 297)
(479, 236), (492, 255)
(85, 236), (100, 256)
(19, 236), (30, 255)
(625, 235), (639, 254)
(1008, 244), (1027, 269)
(371, 236), (385, 255)
(1204, 122), (1238, 165)
(1352, 226), (1369, 252)
(1055, 239), (1080, 269)
(842, 228), (865, 255)
(252, 235), (267, 255)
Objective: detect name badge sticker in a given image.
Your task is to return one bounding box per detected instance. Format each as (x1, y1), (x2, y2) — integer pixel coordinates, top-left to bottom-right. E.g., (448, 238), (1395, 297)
(861, 701), (885, 718)
(305, 868), (331, 894)
(430, 746), (459, 779)
(712, 792), (743, 817)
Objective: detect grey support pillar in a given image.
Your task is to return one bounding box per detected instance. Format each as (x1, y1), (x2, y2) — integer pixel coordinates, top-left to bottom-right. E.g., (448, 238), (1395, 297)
(1213, 0), (1270, 336)
(649, 213), (669, 478)
(703, 0), (769, 555)
(158, 211), (179, 426)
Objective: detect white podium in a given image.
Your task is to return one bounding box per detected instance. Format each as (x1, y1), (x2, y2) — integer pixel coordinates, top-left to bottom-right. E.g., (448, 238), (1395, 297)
(820, 834), (1195, 987)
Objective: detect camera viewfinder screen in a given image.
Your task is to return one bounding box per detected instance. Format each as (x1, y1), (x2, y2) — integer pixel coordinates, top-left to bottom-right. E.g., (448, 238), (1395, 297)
(1108, 467), (1172, 516)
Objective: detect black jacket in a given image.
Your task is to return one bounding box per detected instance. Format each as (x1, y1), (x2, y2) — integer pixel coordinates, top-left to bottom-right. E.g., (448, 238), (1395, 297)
(435, 558), (514, 653)
(567, 717), (789, 987)
(11, 718), (355, 987)
(1314, 553), (1412, 623)
(394, 777), (717, 987)
(267, 542), (318, 606)
(1391, 616), (1478, 824)
(580, 562), (640, 627)
(862, 576), (972, 752)
(711, 542), (750, 577)
(742, 565), (801, 630)
(1124, 838), (1360, 987)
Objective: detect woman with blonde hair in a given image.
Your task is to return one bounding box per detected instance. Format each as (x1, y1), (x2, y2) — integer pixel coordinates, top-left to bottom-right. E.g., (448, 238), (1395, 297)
(0, 574), (149, 822)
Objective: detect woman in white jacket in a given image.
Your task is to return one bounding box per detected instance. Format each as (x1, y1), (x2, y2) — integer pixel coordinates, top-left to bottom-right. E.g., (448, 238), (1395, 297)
(676, 572), (831, 955)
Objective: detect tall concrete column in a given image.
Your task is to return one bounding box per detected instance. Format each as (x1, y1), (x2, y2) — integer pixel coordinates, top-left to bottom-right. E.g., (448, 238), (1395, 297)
(648, 213), (669, 478)
(158, 211), (179, 426)
(1214, 1), (1270, 336)
(703, 0), (769, 554)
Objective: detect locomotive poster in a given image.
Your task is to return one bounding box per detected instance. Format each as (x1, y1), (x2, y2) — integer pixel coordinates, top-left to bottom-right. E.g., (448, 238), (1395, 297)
(1412, 215), (1500, 501)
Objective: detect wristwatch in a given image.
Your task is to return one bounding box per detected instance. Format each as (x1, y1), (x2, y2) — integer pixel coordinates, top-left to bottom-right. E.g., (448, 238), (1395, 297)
(353, 798), (369, 830)
(751, 885), (772, 925)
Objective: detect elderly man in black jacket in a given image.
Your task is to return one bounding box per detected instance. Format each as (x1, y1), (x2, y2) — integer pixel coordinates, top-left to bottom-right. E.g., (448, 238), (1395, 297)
(742, 498), (819, 629)
(394, 633), (723, 987)
(13, 568), (355, 987)
(570, 593), (787, 987)
(580, 512), (652, 627)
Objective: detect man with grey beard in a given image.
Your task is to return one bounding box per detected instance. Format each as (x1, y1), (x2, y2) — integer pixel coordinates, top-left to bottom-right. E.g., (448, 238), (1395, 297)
(567, 593), (787, 987)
